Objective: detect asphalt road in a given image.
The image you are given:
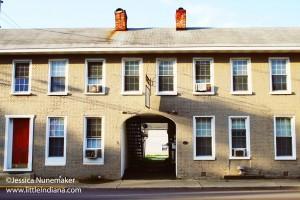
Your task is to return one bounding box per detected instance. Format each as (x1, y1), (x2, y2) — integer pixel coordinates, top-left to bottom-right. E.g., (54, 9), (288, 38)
(1, 188), (300, 200)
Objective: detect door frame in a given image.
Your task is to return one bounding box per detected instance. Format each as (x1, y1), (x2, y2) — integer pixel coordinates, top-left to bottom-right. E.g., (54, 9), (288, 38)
(4, 115), (35, 172)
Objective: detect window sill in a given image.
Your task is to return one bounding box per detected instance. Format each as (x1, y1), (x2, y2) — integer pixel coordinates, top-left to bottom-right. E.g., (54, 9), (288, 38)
(121, 92), (143, 96)
(270, 91), (292, 95)
(194, 157), (215, 161)
(275, 156), (296, 161)
(11, 92), (32, 96)
(47, 92), (69, 96)
(45, 158), (66, 166)
(231, 91), (253, 95)
(193, 92), (215, 96)
(156, 92), (177, 96)
(3, 168), (32, 172)
(229, 157), (251, 160)
(84, 92), (106, 96)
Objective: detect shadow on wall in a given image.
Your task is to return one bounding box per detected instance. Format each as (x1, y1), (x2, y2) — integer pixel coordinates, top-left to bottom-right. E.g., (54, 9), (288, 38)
(158, 94), (297, 178)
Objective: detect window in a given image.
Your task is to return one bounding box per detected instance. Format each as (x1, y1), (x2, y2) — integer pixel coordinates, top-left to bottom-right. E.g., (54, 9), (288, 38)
(274, 116), (296, 160)
(269, 58), (291, 94)
(193, 58), (214, 95)
(48, 59), (68, 95)
(45, 117), (66, 166)
(122, 58), (143, 94)
(193, 116), (215, 160)
(229, 116), (250, 159)
(12, 60), (31, 94)
(156, 58), (177, 95)
(231, 58), (252, 94)
(83, 117), (104, 164)
(85, 59), (105, 94)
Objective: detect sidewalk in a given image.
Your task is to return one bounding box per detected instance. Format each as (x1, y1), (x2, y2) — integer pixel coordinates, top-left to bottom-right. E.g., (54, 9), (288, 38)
(77, 179), (300, 190)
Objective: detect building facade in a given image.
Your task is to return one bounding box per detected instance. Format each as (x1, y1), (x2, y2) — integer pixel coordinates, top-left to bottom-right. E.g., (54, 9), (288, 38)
(0, 8), (300, 179)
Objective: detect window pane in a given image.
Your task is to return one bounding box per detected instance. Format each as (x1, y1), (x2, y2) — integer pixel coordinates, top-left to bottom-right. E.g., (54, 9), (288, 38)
(49, 118), (64, 137)
(195, 117), (212, 156)
(14, 62), (29, 92)
(51, 61), (66, 77)
(51, 77), (65, 92)
(271, 59), (287, 75)
(124, 60), (140, 92)
(232, 60), (248, 76)
(88, 61), (103, 85)
(195, 60), (210, 83)
(50, 60), (66, 92)
(159, 61), (173, 76)
(271, 59), (288, 91)
(87, 118), (102, 138)
(196, 117), (212, 137)
(49, 138), (64, 157)
(87, 138), (101, 149)
(233, 76), (248, 91)
(231, 118), (247, 154)
(159, 76), (173, 91)
(196, 137), (212, 156)
(125, 76), (139, 91)
(276, 137), (292, 156)
(276, 118), (291, 137)
(232, 60), (248, 91)
(272, 75), (287, 90)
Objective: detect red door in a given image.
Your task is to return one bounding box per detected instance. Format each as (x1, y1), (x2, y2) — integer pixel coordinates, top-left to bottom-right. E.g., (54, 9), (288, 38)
(12, 118), (30, 168)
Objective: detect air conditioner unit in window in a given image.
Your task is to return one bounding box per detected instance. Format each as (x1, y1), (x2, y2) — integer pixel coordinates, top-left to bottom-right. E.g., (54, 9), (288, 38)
(195, 83), (211, 92)
(233, 148), (247, 157)
(85, 149), (102, 159)
(88, 85), (103, 93)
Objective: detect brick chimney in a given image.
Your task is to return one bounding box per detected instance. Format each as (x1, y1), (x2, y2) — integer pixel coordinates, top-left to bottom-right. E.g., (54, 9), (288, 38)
(115, 8), (127, 31)
(176, 7), (186, 30)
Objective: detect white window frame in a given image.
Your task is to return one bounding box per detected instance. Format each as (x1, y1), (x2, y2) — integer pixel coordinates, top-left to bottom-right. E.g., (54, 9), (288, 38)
(193, 116), (216, 160)
(48, 59), (69, 96)
(83, 116), (105, 165)
(156, 58), (177, 95)
(192, 57), (215, 95)
(3, 115), (35, 172)
(84, 58), (106, 95)
(45, 116), (67, 166)
(121, 57), (143, 95)
(269, 57), (292, 95)
(11, 59), (32, 95)
(273, 116), (296, 160)
(228, 116), (251, 160)
(230, 58), (252, 95)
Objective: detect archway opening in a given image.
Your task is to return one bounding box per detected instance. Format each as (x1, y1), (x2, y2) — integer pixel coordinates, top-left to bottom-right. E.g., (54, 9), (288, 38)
(121, 114), (176, 179)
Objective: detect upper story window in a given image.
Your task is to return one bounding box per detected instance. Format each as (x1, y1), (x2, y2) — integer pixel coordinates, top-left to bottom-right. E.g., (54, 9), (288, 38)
(45, 117), (67, 166)
(274, 116), (296, 160)
(48, 59), (68, 95)
(122, 58), (143, 95)
(83, 117), (104, 165)
(231, 58), (252, 94)
(12, 60), (32, 95)
(229, 116), (250, 159)
(269, 58), (291, 94)
(85, 59), (105, 94)
(193, 116), (215, 160)
(156, 58), (177, 95)
(193, 58), (214, 95)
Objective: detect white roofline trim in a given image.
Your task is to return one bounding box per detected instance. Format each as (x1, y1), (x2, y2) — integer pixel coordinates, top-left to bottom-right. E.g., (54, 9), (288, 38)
(1, 46), (300, 54)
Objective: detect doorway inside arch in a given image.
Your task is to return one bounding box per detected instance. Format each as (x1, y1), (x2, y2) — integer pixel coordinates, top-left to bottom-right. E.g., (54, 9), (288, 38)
(121, 114), (176, 179)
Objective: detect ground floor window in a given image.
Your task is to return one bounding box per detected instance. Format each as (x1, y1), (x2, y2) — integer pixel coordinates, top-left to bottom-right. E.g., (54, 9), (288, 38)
(274, 116), (296, 160)
(45, 117), (67, 166)
(193, 116), (215, 160)
(229, 116), (250, 159)
(83, 117), (104, 164)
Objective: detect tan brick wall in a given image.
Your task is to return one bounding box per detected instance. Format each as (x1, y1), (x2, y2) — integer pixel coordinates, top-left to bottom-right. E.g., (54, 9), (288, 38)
(0, 53), (299, 179)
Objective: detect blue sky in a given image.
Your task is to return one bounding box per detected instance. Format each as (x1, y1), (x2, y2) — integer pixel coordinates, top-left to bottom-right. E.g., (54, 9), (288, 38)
(0, 0), (300, 29)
